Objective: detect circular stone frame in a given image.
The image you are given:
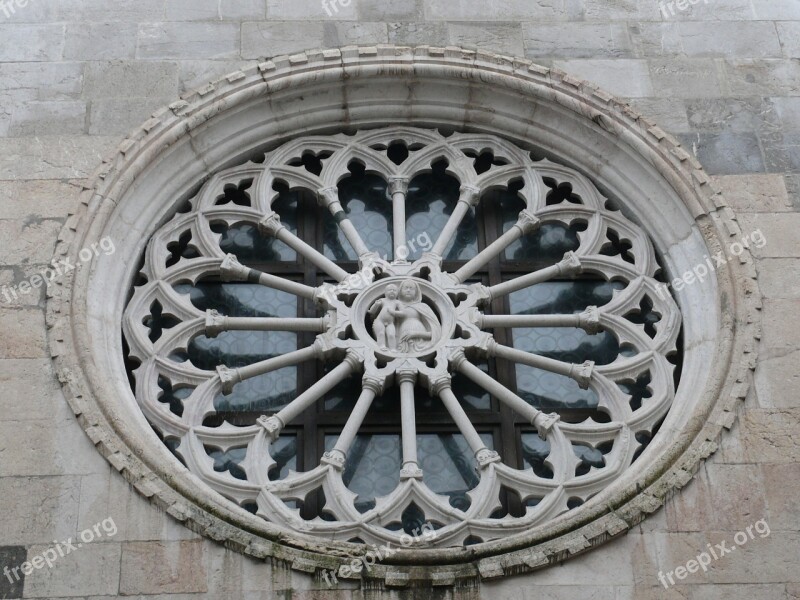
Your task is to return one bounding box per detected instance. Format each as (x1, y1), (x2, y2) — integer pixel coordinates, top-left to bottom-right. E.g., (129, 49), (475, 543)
(47, 45), (761, 586)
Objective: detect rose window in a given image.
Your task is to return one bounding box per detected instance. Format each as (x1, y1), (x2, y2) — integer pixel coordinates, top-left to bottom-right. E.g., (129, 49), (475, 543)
(123, 127), (681, 546)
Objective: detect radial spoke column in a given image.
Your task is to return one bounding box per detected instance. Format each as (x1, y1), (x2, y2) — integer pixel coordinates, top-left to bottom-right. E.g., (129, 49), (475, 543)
(220, 254), (320, 299)
(485, 252), (583, 300)
(216, 344), (321, 394)
(452, 351), (559, 439)
(452, 210), (540, 283)
(398, 370), (423, 479)
(431, 376), (501, 469)
(322, 375), (383, 469)
(318, 187), (375, 262)
(257, 352), (361, 440)
(489, 341), (595, 390)
(429, 185), (481, 259)
(389, 177), (409, 261)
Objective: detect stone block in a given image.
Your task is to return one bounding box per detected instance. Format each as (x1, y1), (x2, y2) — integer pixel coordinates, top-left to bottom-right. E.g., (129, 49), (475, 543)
(582, 0), (660, 20)
(449, 22), (524, 57)
(0, 476), (81, 544)
(0, 359), (66, 419)
(0, 180), (82, 220)
(22, 542), (121, 598)
(242, 22), (325, 58)
(388, 22), (448, 46)
(751, 0), (800, 20)
(165, 0), (267, 20)
(629, 22), (682, 57)
(678, 22), (782, 58)
(721, 60), (800, 97)
(740, 408), (800, 464)
(649, 58), (722, 98)
(54, 0), (165, 22)
(551, 59), (653, 97)
(7, 100), (86, 136)
(0, 24), (65, 62)
(84, 61), (179, 99)
(629, 98), (690, 133)
(0, 62), (84, 101)
(64, 22), (137, 60)
(759, 131), (800, 173)
(763, 463), (800, 530)
(677, 132), (765, 175)
(322, 21), (388, 46)
(0, 309), (47, 358)
(756, 258), (800, 298)
(738, 214), (800, 257)
(665, 464), (768, 532)
(772, 97), (800, 131)
(657, 0), (754, 21)
(359, 0), (420, 20)
(760, 299), (800, 353)
(523, 23), (632, 59)
(89, 97), (175, 135)
(425, 0), (580, 21)
(268, 0), (356, 20)
(686, 98), (781, 133)
(712, 174), (791, 212)
(137, 23), (241, 59)
(647, 584), (787, 600)
(119, 540), (208, 595)
(0, 219), (64, 266)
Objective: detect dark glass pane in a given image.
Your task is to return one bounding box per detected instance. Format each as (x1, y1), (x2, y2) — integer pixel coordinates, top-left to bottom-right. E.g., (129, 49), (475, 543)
(212, 187), (299, 262)
(325, 163), (392, 260)
(323, 371), (368, 411)
(269, 435), (298, 481)
(206, 446), (247, 480)
(324, 434), (401, 512)
(406, 162), (474, 261)
(520, 433), (553, 478)
(173, 283), (299, 416)
(495, 188), (582, 262)
(419, 433), (493, 510)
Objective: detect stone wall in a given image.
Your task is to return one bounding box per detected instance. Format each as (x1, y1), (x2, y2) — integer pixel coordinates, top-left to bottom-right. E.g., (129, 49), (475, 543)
(0, 1), (798, 598)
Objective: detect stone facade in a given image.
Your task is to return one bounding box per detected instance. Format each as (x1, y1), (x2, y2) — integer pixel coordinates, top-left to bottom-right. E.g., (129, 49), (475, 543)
(0, 1), (798, 599)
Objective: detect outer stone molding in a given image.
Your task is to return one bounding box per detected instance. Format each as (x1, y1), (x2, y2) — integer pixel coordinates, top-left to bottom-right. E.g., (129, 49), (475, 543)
(47, 45), (762, 586)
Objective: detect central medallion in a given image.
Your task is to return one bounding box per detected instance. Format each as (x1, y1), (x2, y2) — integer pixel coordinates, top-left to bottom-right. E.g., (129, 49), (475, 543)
(351, 276), (454, 359)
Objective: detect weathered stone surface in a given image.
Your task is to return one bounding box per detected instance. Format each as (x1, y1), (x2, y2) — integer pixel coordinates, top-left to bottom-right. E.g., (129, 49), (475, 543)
(752, 0), (800, 20)
(665, 464), (768, 532)
(359, 0), (420, 20)
(628, 22), (682, 57)
(649, 59), (722, 98)
(629, 98), (690, 133)
(0, 219), (64, 265)
(712, 175), (792, 212)
(0, 24), (65, 62)
(721, 60), (800, 97)
(0, 180), (81, 220)
(678, 132), (765, 175)
(84, 61), (179, 99)
(552, 59), (653, 97)
(0, 62), (84, 101)
(64, 22), (138, 60)
(165, 0), (267, 20)
(686, 98), (780, 133)
(425, 0), (581, 21)
(678, 22), (782, 58)
(7, 100), (86, 136)
(449, 22), (524, 56)
(23, 542), (121, 598)
(268, 0), (356, 19)
(583, 0), (659, 20)
(0, 309), (47, 358)
(740, 408), (800, 464)
(0, 546), (26, 598)
(88, 96), (174, 135)
(388, 22), (448, 46)
(738, 214), (800, 257)
(762, 463), (800, 530)
(137, 23), (241, 59)
(0, 476), (81, 544)
(756, 258), (800, 298)
(524, 23), (632, 58)
(120, 541), (208, 595)
(242, 21), (325, 57)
